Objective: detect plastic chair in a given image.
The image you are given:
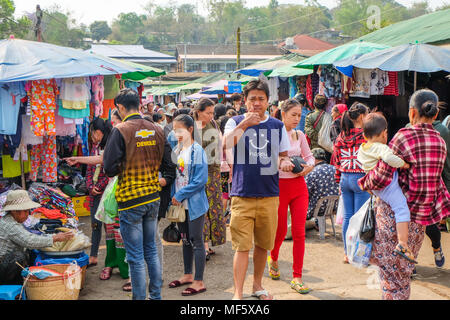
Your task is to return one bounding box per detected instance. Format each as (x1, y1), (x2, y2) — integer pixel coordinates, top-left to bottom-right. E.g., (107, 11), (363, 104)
(312, 195), (339, 240)
(0, 285), (26, 300)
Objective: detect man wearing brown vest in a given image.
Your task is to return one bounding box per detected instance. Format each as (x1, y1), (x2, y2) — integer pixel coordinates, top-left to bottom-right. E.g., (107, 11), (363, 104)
(104, 88), (165, 300)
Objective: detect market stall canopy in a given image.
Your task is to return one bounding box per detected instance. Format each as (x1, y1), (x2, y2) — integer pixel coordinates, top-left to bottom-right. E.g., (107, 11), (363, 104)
(354, 9), (450, 47)
(114, 59), (166, 81)
(186, 90), (232, 100)
(265, 62), (313, 78)
(235, 54), (306, 76)
(201, 79), (243, 94)
(0, 37), (139, 82)
(333, 43), (450, 77)
(294, 41), (390, 69)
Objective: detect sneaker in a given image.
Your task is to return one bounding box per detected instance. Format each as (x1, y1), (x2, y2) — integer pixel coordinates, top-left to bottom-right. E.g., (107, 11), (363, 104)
(434, 247), (445, 269)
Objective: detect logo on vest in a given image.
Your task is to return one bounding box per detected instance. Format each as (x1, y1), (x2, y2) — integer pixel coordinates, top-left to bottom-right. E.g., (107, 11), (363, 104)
(136, 130), (155, 139)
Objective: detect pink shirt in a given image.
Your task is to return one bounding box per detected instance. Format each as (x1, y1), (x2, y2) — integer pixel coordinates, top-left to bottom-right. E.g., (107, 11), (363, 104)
(279, 129), (315, 179)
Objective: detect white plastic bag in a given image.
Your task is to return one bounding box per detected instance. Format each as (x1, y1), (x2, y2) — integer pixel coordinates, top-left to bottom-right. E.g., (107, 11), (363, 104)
(345, 198), (371, 268)
(95, 177), (117, 225)
(318, 112), (333, 153)
(335, 196), (344, 225)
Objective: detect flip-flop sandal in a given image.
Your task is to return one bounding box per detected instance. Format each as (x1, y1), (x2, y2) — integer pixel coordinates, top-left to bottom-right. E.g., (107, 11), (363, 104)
(290, 281), (311, 294)
(394, 244), (418, 264)
(251, 289), (273, 300)
(267, 256), (280, 280)
(169, 280), (193, 288)
(122, 281), (132, 292)
(181, 287), (207, 296)
(99, 267), (113, 280)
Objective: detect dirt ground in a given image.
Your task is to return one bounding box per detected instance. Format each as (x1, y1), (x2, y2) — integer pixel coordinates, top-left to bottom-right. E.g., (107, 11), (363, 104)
(77, 216), (450, 300)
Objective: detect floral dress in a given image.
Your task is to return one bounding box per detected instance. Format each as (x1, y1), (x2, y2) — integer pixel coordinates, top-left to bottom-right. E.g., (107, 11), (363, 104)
(200, 121), (226, 246)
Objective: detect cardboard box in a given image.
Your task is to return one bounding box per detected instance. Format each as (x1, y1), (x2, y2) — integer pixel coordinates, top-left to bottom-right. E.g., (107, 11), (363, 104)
(72, 196), (91, 217)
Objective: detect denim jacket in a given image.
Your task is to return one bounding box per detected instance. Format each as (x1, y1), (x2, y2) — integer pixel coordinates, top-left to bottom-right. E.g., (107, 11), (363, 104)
(171, 141), (209, 221)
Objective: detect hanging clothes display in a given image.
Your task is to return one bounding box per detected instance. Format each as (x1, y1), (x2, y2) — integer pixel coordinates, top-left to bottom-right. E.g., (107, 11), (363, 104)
(341, 74), (353, 95)
(27, 79), (59, 137)
(2, 152), (31, 178)
(311, 71), (320, 97)
(90, 75), (104, 118)
(101, 99), (115, 119)
(55, 113), (76, 136)
(30, 135), (57, 183)
(59, 77), (91, 110)
(76, 117), (90, 156)
(319, 65), (342, 99)
(57, 100), (90, 119)
(0, 82), (26, 135)
(268, 77), (280, 104)
(369, 69), (389, 95)
(383, 72), (399, 96)
(289, 77), (298, 98)
(104, 75), (120, 100)
(306, 75), (313, 107)
(350, 68), (371, 98)
(21, 115), (43, 146)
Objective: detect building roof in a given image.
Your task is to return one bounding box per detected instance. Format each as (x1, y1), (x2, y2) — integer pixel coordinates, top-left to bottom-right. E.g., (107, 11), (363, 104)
(87, 45), (176, 63)
(354, 9), (450, 46)
(175, 44), (282, 59)
(279, 34), (336, 51)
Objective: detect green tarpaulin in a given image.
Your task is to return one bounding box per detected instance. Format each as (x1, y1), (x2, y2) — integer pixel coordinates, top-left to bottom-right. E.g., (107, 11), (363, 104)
(265, 62), (313, 78)
(295, 41), (390, 69)
(354, 9), (450, 47)
(118, 59), (166, 81)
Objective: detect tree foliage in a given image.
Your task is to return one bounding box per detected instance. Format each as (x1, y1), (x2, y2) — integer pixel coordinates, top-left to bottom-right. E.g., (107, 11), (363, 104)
(0, 0), (31, 39)
(90, 21), (112, 42)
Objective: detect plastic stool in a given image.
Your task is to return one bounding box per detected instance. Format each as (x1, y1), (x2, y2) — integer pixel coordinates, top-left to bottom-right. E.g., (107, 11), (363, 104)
(0, 285), (26, 300)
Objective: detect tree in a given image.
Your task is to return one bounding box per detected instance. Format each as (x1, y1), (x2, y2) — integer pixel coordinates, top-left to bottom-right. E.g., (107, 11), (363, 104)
(90, 21), (112, 42)
(0, 0), (32, 39)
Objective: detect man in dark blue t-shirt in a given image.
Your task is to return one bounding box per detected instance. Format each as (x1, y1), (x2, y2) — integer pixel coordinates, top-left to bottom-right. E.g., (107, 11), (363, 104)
(223, 79), (293, 300)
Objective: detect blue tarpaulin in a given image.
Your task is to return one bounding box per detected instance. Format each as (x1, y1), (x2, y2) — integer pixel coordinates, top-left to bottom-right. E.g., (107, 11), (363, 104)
(0, 38), (139, 82)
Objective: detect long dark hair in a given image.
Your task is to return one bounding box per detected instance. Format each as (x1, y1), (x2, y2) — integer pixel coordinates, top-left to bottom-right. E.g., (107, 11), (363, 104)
(90, 118), (112, 149)
(409, 89), (439, 119)
(193, 98), (215, 120)
(341, 102), (368, 136)
(173, 114), (200, 144)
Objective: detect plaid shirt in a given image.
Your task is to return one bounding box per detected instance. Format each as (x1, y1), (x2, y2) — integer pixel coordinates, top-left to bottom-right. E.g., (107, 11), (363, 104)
(0, 214), (53, 260)
(358, 123), (450, 226)
(331, 128), (367, 184)
(86, 144), (109, 207)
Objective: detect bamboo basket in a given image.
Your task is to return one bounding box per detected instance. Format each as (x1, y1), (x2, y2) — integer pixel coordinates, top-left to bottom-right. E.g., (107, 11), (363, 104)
(24, 264), (82, 300)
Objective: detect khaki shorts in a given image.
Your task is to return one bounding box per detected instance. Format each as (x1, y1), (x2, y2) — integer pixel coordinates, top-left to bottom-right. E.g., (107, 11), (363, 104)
(230, 196), (279, 252)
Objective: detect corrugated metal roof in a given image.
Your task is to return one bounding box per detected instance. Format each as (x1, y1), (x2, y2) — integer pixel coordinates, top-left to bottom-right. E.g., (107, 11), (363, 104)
(86, 45), (176, 60)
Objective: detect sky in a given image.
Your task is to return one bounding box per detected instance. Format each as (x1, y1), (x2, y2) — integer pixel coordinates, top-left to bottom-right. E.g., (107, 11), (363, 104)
(13, 0), (448, 25)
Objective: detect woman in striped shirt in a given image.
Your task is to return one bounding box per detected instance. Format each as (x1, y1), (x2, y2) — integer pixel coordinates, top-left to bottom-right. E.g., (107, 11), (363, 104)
(359, 89), (450, 300)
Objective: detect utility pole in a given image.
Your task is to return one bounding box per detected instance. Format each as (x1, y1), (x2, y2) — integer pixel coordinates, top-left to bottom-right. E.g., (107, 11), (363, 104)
(184, 43), (187, 73)
(236, 27), (241, 70)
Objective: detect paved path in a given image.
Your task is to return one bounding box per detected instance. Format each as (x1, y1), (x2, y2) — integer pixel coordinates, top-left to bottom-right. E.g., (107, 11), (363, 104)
(77, 217), (450, 300)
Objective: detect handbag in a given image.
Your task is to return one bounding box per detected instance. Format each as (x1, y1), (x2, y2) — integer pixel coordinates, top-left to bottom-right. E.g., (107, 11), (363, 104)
(290, 156), (307, 174)
(359, 196), (376, 243)
(163, 223), (181, 243)
(166, 205), (186, 223)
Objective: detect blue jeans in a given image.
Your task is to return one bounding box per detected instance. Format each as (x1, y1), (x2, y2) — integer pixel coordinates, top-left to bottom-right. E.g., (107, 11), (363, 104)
(340, 173), (370, 251)
(119, 201), (162, 300)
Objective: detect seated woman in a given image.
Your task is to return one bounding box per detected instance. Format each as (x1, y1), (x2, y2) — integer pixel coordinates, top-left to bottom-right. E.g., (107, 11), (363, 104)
(0, 190), (74, 285)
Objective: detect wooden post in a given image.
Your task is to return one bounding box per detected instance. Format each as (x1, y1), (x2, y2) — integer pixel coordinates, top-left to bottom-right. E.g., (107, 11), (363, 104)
(414, 71), (417, 92)
(237, 27), (241, 70)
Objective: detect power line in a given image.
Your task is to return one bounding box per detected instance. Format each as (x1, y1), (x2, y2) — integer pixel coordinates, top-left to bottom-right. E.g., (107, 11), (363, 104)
(240, 0), (356, 35)
(240, 4), (405, 45)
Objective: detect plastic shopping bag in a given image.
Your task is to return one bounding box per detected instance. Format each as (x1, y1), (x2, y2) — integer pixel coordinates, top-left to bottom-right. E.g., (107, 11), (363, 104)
(318, 112), (333, 153)
(335, 196), (344, 225)
(95, 177), (117, 225)
(345, 198), (372, 268)
(104, 177), (118, 220)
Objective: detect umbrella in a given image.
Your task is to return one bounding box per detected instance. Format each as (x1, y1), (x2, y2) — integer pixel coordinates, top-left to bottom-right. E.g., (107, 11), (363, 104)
(201, 79), (242, 95)
(333, 43), (450, 90)
(295, 41), (390, 69)
(113, 59), (166, 81)
(0, 37), (138, 82)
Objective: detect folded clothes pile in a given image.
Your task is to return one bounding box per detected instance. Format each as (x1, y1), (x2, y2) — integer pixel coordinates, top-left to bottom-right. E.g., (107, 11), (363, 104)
(28, 183), (76, 219)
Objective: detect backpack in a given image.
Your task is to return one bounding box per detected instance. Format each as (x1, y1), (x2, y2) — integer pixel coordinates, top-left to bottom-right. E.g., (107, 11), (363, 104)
(318, 112), (333, 153)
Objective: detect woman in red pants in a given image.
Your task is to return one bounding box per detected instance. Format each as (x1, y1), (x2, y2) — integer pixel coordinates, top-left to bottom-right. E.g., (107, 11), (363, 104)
(269, 99), (315, 294)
